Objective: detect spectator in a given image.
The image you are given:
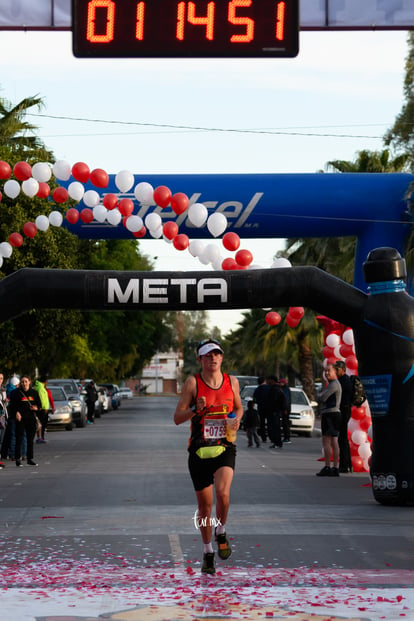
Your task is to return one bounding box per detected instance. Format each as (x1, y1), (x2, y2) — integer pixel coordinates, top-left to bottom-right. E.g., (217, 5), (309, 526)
(244, 400), (261, 447)
(85, 381), (98, 424)
(266, 375), (287, 449)
(34, 375), (50, 444)
(0, 373), (6, 468)
(8, 374), (42, 467)
(334, 360), (353, 473)
(278, 377), (292, 444)
(316, 364), (342, 477)
(253, 377), (270, 442)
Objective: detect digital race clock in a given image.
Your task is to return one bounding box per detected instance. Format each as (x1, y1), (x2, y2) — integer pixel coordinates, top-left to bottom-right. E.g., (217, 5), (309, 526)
(72, 0), (299, 58)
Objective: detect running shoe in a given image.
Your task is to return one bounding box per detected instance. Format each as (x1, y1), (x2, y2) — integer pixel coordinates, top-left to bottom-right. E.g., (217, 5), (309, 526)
(201, 552), (216, 575)
(215, 530), (232, 559)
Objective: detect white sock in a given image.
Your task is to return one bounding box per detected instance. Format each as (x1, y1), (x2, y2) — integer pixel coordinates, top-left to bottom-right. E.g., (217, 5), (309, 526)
(215, 523), (226, 536)
(203, 542), (214, 554)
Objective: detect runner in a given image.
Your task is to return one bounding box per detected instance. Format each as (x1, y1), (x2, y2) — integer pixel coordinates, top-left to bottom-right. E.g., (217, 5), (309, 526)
(174, 338), (243, 575)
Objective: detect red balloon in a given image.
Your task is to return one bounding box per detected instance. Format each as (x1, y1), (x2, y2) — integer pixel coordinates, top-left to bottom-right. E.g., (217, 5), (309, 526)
(13, 161), (31, 181)
(23, 222), (37, 238)
(235, 249), (253, 267)
(103, 193), (118, 210)
(0, 191), (2, 202)
(286, 314), (300, 328)
(351, 455), (365, 472)
(349, 442), (360, 457)
(9, 232), (23, 247)
(72, 162), (90, 183)
(221, 257), (238, 270)
(359, 416), (372, 432)
(80, 208), (94, 223)
(133, 226), (147, 238)
(345, 355), (358, 371)
(53, 187), (69, 204)
(351, 406), (366, 420)
(163, 221), (179, 240)
(265, 311), (281, 326)
(0, 160), (11, 179)
(171, 192), (189, 215)
(153, 185), (171, 208)
(36, 182), (50, 198)
(173, 233), (190, 250)
(222, 232), (240, 251)
(339, 343), (354, 358)
(118, 198), (134, 217)
(90, 168), (109, 188)
(326, 356), (339, 365)
(65, 208), (80, 224)
(289, 306), (305, 320)
(322, 345), (334, 359)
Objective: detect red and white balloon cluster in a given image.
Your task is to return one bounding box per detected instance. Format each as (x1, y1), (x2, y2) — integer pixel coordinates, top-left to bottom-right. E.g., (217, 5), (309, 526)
(0, 159), (258, 271)
(320, 322), (372, 473)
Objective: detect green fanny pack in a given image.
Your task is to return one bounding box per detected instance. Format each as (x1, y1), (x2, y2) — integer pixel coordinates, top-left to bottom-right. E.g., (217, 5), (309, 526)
(196, 445), (227, 459)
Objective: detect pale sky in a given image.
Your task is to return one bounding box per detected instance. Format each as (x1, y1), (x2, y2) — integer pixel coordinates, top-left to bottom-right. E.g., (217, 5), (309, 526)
(0, 28), (409, 334)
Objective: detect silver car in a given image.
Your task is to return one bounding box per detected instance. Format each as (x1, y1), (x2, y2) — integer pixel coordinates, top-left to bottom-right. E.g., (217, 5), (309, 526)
(48, 386), (73, 431)
(48, 379), (87, 427)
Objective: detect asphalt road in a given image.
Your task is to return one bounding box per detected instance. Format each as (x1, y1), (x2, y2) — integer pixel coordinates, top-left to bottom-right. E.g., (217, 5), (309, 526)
(0, 396), (413, 620)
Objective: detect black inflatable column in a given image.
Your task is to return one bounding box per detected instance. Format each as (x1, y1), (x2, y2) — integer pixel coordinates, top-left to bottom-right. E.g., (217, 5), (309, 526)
(354, 248), (414, 505)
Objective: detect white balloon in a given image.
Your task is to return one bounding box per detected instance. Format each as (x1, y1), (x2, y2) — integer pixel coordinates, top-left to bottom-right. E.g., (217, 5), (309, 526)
(35, 215), (50, 232)
(83, 190), (100, 208)
(347, 417), (361, 434)
(207, 212), (227, 238)
(145, 212), (162, 231)
(326, 333), (341, 348)
(22, 177), (39, 198)
(126, 215), (144, 232)
(32, 162), (51, 183)
(211, 256), (223, 271)
(367, 424), (373, 440)
(49, 211), (63, 227)
(53, 160), (71, 181)
(93, 204), (108, 223)
(134, 182), (154, 204)
(351, 429), (367, 446)
(68, 181), (85, 202)
(189, 240), (205, 257)
(188, 202), (208, 227)
(4, 179), (20, 199)
(343, 329), (354, 346)
(150, 226), (163, 239)
(203, 243), (221, 263)
(271, 257), (292, 268)
(199, 250), (212, 265)
(358, 442), (372, 460)
(0, 255), (3, 268)
(0, 242), (12, 258)
(333, 345), (344, 359)
(107, 209), (122, 226)
(115, 170), (134, 193)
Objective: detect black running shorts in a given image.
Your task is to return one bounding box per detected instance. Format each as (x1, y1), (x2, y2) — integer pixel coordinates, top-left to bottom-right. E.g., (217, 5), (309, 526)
(188, 444), (236, 491)
(321, 411), (341, 437)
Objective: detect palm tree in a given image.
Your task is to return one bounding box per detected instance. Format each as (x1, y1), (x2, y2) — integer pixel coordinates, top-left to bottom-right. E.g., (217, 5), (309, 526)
(0, 94), (47, 156)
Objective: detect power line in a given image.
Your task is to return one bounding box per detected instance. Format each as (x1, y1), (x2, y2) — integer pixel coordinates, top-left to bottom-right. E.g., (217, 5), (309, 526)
(28, 113), (385, 140)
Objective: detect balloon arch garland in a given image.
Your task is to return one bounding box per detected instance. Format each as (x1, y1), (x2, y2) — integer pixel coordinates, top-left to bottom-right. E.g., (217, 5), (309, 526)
(0, 159), (371, 472)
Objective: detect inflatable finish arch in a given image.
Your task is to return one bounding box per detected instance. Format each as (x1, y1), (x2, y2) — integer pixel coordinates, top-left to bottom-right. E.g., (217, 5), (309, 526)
(1, 247), (414, 506)
(66, 173), (414, 291)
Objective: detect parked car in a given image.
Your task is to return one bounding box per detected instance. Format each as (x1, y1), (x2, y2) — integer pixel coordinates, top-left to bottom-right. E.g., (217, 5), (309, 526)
(48, 378), (87, 428)
(47, 386), (73, 431)
(240, 384), (258, 412)
(118, 386), (133, 400)
(289, 387), (315, 437)
(99, 383), (121, 410)
(234, 375), (258, 391)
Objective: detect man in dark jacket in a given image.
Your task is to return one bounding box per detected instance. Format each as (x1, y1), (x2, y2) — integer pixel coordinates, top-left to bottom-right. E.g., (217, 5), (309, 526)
(334, 360), (353, 473)
(253, 377), (270, 442)
(85, 381), (98, 424)
(266, 375), (288, 449)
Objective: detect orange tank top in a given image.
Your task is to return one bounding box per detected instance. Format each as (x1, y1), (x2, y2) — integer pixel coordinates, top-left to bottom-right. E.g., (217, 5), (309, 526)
(189, 373), (235, 450)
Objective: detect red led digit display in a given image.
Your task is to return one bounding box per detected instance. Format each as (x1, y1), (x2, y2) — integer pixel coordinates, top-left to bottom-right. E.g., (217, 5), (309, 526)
(72, 0), (299, 58)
